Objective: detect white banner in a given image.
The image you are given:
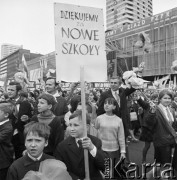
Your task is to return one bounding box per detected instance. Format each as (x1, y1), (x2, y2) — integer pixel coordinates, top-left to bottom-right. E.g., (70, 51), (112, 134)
(54, 3), (107, 82)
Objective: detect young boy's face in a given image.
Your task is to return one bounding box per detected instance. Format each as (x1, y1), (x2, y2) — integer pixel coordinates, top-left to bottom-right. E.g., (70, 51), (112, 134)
(25, 132), (48, 158)
(0, 109), (8, 122)
(69, 117), (84, 138)
(37, 98), (51, 113)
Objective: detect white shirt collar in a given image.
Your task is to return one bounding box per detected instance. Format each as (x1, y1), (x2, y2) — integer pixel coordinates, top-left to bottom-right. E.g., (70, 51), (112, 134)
(27, 152), (43, 161)
(53, 91), (60, 98)
(159, 103), (168, 111)
(0, 119), (9, 126)
(75, 137), (85, 142)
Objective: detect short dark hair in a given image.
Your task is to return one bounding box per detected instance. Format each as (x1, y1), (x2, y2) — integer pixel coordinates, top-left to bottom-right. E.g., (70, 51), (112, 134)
(104, 97), (117, 105)
(38, 93), (57, 109)
(104, 97), (117, 114)
(24, 122), (51, 141)
(69, 110), (91, 125)
(110, 76), (122, 85)
(46, 77), (59, 87)
(70, 95), (81, 113)
(8, 81), (22, 92)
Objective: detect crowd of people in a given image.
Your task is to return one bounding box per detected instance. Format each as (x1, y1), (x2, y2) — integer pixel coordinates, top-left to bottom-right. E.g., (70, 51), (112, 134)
(0, 76), (177, 180)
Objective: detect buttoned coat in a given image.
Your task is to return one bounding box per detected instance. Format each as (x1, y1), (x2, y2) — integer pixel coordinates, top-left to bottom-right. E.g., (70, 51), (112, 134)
(54, 135), (107, 180)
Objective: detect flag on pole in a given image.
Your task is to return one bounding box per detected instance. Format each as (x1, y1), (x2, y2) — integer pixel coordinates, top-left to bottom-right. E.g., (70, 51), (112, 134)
(22, 54), (29, 78)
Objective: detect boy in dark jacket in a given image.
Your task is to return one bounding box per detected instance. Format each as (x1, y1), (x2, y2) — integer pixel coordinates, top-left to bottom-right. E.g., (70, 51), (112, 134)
(0, 103), (14, 180)
(6, 122), (53, 180)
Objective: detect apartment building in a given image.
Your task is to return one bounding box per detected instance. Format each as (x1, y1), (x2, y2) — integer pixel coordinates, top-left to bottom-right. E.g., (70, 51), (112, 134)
(106, 0), (153, 29)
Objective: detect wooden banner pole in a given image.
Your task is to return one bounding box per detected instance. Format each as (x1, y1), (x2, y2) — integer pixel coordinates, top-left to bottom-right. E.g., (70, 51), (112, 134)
(80, 66), (90, 180)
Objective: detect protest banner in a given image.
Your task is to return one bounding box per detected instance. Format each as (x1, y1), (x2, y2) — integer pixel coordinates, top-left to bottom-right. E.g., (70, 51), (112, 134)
(54, 3), (107, 82)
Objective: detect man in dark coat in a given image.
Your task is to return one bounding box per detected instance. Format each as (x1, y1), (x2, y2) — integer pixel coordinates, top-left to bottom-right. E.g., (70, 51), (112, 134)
(45, 77), (68, 116)
(54, 110), (107, 180)
(97, 76), (135, 138)
(7, 81), (25, 159)
(45, 77), (68, 128)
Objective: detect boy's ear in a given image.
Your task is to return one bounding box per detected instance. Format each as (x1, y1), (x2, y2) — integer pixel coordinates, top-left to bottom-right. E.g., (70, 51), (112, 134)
(48, 104), (52, 110)
(4, 113), (9, 118)
(45, 140), (48, 147)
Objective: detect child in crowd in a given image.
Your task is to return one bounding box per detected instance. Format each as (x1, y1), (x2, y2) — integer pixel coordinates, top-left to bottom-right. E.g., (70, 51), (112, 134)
(0, 103), (14, 180)
(54, 110), (106, 180)
(95, 97), (126, 178)
(30, 93), (64, 155)
(6, 122), (54, 180)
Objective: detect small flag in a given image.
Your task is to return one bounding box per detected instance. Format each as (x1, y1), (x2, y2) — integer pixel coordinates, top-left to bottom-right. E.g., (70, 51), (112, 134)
(22, 54), (29, 78)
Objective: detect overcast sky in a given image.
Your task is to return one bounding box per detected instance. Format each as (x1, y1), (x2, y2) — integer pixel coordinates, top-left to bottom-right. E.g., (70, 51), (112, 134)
(0, 0), (177, 55)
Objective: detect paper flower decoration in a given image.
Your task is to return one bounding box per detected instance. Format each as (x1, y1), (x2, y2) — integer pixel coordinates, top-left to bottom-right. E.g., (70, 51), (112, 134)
(139, 62), (145, 70)
(171, 60), (177, 73)
(128, 77), (149, 89)
(123, 71), (136, 81)
(153, 81), (160, 88)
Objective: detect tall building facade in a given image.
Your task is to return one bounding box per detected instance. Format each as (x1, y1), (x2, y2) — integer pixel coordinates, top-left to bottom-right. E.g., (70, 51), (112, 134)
(106, 0), (153, 30)
(1, 43), (23, 59)
(106, 7), (177, 82)
(0, 49), (43, 81)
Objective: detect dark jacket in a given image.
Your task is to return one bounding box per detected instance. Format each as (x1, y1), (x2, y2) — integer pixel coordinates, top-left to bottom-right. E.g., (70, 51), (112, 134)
(18, 100), (32, 121)
(6, 153), (53, 180)
(137, 98), (151, 128)
(146, 105), (177, 147)
(53, 96), (68, 129)
(54, 96), (68, 117)
(0, 120), (14, 169)
(54, 135), (107, 180)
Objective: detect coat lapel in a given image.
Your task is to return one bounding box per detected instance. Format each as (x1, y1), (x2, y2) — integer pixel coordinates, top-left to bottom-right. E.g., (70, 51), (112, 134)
(157, 105), (169, 124)
(157, 105), (177, 142)
(67, 137), (84, 159)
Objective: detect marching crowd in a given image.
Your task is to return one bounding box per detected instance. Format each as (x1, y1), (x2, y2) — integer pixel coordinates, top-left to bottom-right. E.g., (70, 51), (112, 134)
(0, 76), (177, 180)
